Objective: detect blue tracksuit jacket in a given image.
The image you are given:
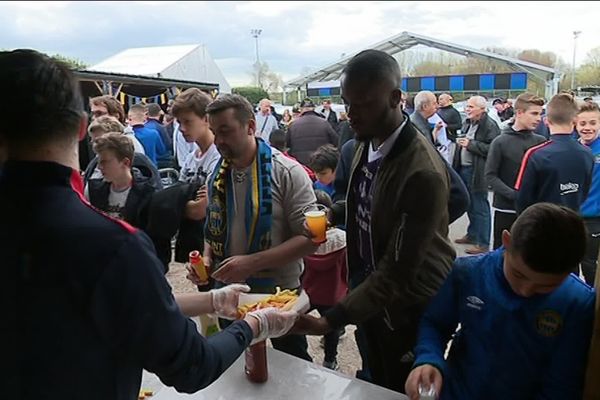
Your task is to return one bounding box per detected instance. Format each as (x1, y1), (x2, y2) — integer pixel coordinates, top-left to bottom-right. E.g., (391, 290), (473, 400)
(581, 136), (600, 218)
(414, 249), (594, 400)
(515, 134), (594, 213)
(1, 161), (253, 400)
(133, 124), (167, 166)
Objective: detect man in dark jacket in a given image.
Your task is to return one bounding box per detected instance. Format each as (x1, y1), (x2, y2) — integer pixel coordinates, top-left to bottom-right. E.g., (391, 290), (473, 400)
(322, 99), (339, 131)
(292, 50), (455, 393)
(534, 114), (551, 139)
(0, 49), (297, 400)
(453, 96), (500, 254)
(515, 93), (594, 214)
(485, 93), (546, 249)
(410, 90), (446, 147)
(333, 138), (356, 203)
(337, 118), (356, 148)
(437, 93), (462, 141)
(287, 98), (339, 165)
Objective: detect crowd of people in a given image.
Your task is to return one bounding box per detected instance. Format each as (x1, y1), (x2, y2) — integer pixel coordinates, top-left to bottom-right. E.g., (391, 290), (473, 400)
(2, 47), (599, 400)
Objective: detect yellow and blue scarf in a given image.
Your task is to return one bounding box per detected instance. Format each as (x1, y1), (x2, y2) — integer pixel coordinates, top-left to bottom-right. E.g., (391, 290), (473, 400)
(205, 138), (272, 260)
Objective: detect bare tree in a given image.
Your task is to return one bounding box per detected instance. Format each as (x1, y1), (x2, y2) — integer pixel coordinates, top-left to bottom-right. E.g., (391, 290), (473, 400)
(249, 61), (284, 91)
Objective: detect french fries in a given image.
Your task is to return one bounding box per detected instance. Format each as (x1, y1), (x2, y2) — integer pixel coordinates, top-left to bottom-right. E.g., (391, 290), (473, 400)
(237, 287), (298, 318)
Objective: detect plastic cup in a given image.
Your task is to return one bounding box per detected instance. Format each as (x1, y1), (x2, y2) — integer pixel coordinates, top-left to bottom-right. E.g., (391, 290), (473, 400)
(304, 208), (328, 244)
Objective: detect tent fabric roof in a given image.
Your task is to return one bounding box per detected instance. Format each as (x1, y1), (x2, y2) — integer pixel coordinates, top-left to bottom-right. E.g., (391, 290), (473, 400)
(90, 44), (200, 76)
(285, 31), (556, 88)
(74, 70), (219, 90)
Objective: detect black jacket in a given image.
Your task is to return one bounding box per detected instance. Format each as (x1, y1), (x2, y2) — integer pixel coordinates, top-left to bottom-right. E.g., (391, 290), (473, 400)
(453, 113), (501, 192)
(485, 124), (546, 210)
(437, 105), (463, 141)
(87, 169), (156, 229)
(84, 152), (163, 191)
(325, 109), (339, 131)
(337, 120), (355, 149)
(287, 111), (339, 165)
(334, 138), (357, 203)
(78, 135), (94, 171)
(144, 182), (204, 266)
(534, 117), (551, 139)
(1, 161), (253, 399)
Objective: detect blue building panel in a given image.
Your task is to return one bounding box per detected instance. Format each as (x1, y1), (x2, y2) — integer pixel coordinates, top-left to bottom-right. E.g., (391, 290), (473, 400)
(318, 88), (331, 97)
(511, 73), (527, 89)
(421, 77), (435, 91)
(480, 74), (495, 90)
(449, 75), (464, 91)
(401, 78), (407, 92)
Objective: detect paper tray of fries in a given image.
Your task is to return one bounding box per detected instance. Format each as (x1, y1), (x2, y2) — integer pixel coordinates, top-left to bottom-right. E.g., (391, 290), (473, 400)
(237, 288), (310, 318)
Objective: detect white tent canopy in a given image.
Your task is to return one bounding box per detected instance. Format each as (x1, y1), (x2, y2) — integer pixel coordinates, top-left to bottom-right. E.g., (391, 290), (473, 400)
(285, 31), (559, 98)
(91, 44), (232, 93)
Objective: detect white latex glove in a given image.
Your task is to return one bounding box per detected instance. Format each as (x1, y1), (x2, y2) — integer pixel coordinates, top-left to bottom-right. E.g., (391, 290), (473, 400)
(210, 284), (251, 319)
(246, 307), (299, 342)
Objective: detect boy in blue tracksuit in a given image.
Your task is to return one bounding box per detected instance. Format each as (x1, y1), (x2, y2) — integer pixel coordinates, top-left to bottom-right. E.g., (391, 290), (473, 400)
(577, 101), (600, 285)
(405, 203), (595, 400)
(309, 144), (339, 198)
(515, 93), (594, 213)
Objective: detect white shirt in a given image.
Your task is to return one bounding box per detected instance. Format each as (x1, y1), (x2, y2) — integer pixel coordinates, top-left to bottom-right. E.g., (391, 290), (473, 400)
(429, 113), (451, 163)
(173, 121), (198, 168)
(488, 109), (502, 127)
(255, 112), (278, 143)
(106, 186), (131, 220)
(368, 118), (408, 162)
(179, 143), (221, 186)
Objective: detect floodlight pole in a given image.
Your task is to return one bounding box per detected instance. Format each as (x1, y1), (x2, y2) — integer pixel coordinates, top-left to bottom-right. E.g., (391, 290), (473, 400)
(571, 30), (581, 92)
(251, 29), (262, 88)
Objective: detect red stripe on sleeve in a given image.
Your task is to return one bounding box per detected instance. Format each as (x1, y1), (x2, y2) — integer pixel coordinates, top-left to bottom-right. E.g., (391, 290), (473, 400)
(514, 141), (551, 190)
(70, 168), (138, 234)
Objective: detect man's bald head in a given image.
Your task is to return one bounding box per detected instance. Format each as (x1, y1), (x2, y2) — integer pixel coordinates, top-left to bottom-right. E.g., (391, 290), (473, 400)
(438, 93), (453, 107)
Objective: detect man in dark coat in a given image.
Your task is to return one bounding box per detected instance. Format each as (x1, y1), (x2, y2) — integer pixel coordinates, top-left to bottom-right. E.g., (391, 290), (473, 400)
(287, 98), (339, 165)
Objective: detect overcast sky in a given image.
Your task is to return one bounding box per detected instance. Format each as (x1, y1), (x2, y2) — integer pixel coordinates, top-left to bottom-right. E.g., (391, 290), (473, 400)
(1, 1), (599, 87)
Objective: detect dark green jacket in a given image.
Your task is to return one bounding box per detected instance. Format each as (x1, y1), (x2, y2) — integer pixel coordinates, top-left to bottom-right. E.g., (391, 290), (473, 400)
(327, 118), (456, 330)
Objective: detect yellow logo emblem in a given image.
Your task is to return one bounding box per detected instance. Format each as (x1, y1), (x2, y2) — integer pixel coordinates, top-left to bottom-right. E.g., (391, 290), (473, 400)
(536, 310), (563, 337)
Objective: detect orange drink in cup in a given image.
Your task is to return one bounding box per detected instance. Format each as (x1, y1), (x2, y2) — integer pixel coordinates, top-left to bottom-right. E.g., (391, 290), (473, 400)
(304, 205), (328, 244)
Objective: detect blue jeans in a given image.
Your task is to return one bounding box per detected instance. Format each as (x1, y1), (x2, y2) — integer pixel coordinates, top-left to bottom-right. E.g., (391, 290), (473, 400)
(458, 166), (491, 248)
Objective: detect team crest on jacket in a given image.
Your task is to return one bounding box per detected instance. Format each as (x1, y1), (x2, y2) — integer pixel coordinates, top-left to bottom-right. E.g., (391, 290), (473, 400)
(535, 310), (562, 337)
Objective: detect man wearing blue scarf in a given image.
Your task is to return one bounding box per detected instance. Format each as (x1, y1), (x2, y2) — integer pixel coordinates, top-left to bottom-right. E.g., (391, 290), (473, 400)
(203, 94), (319, 361)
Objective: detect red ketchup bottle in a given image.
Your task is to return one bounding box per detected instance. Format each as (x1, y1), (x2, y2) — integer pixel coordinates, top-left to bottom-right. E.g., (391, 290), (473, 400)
(245, 340), (268, 383)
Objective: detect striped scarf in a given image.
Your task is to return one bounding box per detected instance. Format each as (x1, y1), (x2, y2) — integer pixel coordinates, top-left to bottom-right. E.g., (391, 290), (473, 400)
(205, 138), (272, 260)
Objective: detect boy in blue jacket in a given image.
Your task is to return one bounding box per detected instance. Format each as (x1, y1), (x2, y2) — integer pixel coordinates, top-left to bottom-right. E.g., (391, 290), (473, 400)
(515, 93), (594, 213)
(405, 203), (595, 400)
(577, 101), (600, 285)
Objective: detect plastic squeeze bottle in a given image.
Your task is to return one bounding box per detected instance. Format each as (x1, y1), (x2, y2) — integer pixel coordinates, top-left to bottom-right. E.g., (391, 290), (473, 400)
(245, 340), (268, 383)
(188, 250), (220, 337)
